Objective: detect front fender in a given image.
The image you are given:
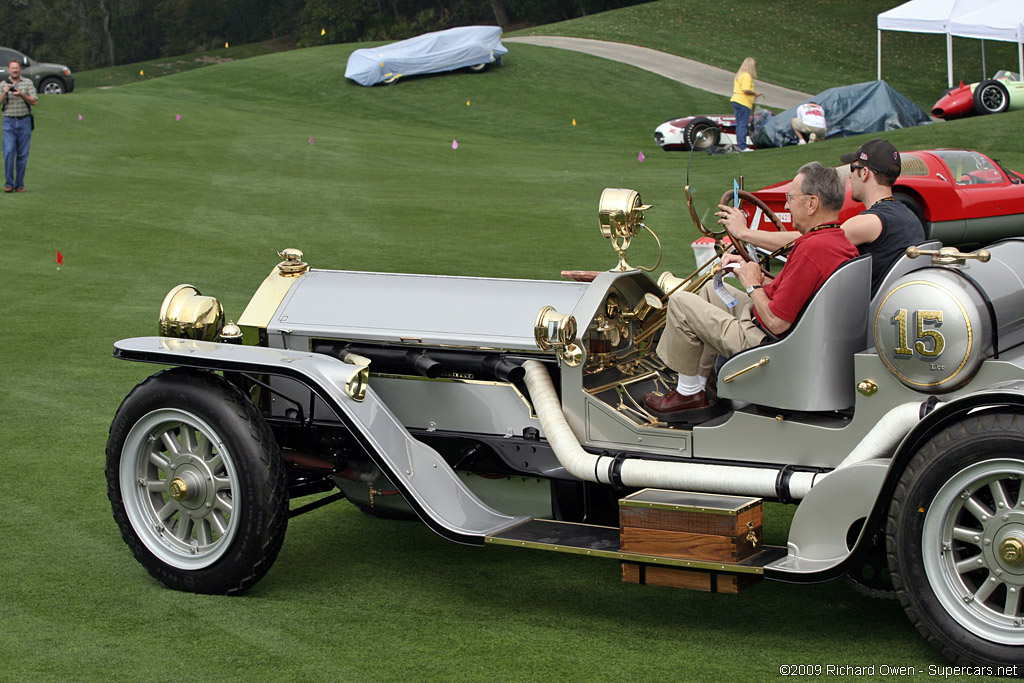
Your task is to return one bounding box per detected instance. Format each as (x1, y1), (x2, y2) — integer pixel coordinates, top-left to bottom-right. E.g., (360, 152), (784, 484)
(112, 337), (528, 545)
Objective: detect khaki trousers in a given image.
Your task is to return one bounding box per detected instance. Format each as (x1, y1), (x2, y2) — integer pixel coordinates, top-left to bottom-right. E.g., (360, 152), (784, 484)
(656, 280), (767, 376)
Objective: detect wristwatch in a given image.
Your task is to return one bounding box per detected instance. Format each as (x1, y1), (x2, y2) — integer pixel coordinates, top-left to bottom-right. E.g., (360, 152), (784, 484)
(745, 284), (763, 294)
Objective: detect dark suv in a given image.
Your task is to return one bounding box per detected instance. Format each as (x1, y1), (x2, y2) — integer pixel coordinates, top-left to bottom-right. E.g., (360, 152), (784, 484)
(0, 47), (75, 94)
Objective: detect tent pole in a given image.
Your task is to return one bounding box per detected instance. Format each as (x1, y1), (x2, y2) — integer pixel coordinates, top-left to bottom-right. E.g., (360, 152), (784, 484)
(982, 39), (986, 79)
(947, 32), (954, 88)
(877, 29), (882, 81)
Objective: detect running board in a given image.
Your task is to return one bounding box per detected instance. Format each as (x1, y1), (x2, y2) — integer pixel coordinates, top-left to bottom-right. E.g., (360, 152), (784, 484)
(486, 519), (785, 575)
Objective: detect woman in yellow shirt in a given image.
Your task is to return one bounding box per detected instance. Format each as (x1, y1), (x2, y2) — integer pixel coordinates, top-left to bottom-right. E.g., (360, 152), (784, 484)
(730, 57), (762, 152)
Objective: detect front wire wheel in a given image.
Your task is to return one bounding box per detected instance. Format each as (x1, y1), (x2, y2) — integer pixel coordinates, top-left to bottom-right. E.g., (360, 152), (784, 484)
(888, 412), (1024, 668)
(106, 368), (288, 594)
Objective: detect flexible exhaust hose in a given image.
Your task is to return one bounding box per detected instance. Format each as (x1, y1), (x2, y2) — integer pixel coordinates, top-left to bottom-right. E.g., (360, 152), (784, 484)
(833, 401), (924, 470)
(522, 360), (820, 499)
(522, 361), (925, 501)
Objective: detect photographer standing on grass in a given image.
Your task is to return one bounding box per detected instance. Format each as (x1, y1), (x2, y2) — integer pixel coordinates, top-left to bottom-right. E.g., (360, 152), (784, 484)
(2, 59), (38, 193)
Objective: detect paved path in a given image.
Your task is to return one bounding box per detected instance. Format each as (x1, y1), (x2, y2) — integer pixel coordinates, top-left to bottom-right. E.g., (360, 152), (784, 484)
(504, 36), (811, 110)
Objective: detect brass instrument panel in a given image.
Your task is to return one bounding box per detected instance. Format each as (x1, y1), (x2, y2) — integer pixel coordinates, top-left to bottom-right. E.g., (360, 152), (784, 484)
(581, 285), (671, 427)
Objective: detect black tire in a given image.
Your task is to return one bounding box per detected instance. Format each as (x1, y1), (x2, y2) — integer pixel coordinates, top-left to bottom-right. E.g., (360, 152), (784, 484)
(887, 412), (1024, 669)
(106, 368), (288, 594)
(973, 80), (1010, 115)
(893, 191), (930, 235)
(39, 77), (65, 95)
(684, 117), (721, 150)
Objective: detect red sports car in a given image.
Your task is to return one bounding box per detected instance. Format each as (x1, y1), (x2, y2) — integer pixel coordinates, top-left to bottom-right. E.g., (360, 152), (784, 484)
(741, 149), (1024, 247)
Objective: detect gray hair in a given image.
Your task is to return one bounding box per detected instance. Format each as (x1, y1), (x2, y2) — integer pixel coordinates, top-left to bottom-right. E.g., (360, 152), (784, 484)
(797, 161), (844, 211)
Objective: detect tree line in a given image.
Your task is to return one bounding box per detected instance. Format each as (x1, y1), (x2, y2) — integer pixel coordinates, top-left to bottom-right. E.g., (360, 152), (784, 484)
(0, 0), (645, 72)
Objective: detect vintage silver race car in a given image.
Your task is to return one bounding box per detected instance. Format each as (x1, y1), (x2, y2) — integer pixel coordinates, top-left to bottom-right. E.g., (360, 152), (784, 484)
(107, 189), (1024, 670)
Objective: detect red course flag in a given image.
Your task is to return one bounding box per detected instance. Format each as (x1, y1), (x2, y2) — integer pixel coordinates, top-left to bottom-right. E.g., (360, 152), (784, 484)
(57, 250), (63, 269)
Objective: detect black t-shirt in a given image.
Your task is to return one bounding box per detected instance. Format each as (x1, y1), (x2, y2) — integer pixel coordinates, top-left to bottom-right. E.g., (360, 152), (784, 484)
(859, 199), (926, 294)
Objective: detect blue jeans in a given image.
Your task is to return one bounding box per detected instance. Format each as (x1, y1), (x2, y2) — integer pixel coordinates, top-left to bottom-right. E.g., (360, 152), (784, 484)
(731, 102), (751, 150)
(3, 116), (32, 189)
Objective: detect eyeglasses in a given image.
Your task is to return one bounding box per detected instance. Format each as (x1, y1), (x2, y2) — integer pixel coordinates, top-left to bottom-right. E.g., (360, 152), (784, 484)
(785, 192), (811, 202)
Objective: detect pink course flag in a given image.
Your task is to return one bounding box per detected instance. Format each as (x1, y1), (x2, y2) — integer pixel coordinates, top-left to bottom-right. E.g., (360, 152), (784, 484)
(638, 151), (645, 162)
(78, 114), (83, 121)
(452, 139), (459, 149)
(175, 114), (181, 121)
(309, 136), (314, 145)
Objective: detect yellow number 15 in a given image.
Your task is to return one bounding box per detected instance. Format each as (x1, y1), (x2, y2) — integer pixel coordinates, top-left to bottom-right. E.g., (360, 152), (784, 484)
(893, 309), (945, 357)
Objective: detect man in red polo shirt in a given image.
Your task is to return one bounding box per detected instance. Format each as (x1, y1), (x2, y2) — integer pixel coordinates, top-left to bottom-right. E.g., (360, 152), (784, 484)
(644, 161), (858, 419)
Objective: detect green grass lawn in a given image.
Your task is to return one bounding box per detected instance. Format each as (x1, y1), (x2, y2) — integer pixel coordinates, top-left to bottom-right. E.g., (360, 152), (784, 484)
(2, 8), (1023, 682)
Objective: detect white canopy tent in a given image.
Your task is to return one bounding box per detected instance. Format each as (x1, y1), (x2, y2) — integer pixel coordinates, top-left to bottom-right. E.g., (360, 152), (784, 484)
(876, 0), (1007, 87)
(949, 0), (1024, 78)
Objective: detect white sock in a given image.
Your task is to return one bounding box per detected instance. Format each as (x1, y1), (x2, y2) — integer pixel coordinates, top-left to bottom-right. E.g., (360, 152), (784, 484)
(676, 374), (703, 396)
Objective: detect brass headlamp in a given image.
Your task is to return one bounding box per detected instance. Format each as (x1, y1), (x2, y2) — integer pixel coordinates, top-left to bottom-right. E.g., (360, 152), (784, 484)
(159, 284), (225, 341)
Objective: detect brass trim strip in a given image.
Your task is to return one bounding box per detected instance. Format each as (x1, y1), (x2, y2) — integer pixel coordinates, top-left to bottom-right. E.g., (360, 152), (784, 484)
(618, 499), (760, 515)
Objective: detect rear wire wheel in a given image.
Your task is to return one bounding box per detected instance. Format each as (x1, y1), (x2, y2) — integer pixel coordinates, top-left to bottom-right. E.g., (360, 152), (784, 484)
(106, 368), (288, 594)
(887, 412), (1024, 668)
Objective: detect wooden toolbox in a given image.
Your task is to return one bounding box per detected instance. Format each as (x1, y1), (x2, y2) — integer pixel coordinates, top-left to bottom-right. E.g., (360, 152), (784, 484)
(618, 489), (763, 563)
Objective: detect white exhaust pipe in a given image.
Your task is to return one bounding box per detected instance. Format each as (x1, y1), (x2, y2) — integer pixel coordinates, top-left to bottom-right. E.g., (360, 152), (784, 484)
(522, 360), (925, 501)
(523, 360), (821, 499)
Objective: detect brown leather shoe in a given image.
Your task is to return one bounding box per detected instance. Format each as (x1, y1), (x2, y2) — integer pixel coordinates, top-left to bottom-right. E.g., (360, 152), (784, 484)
(3, 186), (12, 193)
(643, 389), (720, 424)
(643, 389), (710, 413)
(14, 187), (25, 193)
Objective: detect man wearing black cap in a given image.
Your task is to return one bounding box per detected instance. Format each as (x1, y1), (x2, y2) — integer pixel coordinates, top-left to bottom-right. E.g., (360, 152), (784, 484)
(837, 139), (925, 293)
(716, 138), (924, 294)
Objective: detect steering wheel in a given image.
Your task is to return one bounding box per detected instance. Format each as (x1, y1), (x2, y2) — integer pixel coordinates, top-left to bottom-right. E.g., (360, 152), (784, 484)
(717, 189), (792, 277)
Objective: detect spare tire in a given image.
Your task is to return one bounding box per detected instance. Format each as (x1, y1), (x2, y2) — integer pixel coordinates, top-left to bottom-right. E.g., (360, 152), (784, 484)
(684, 117), (721, 150)
(973, 80), (1010, 115)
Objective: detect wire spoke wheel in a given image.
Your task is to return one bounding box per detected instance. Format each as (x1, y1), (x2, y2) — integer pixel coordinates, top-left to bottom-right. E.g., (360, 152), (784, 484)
(888, 412), (1024, 667)
(106, 368), (288, 594)
(973, 80), (1010, 115)
(121, 408), (241, 568)
(923, 460), (1024, 643)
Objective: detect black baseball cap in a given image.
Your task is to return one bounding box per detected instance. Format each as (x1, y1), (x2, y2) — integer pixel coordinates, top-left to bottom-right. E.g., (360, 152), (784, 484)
(840, 139), (901, 179)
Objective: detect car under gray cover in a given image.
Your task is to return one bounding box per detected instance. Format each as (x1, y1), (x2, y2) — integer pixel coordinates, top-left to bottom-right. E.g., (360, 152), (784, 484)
(754, 80), (930, 148)
(345, 25), (507, 86)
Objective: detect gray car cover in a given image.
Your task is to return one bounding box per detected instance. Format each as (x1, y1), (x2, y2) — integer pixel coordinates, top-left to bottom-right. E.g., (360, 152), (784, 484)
(753, 81), (932, 148)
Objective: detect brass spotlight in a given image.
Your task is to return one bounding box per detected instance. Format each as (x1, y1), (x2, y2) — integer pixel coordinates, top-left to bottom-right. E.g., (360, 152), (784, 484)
(597, 188), (661, 272)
